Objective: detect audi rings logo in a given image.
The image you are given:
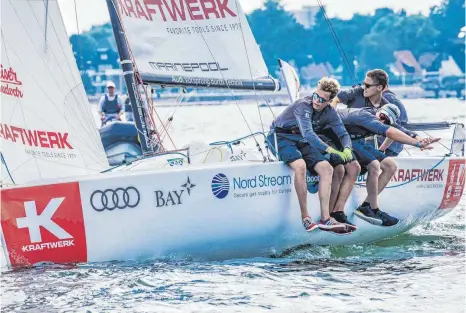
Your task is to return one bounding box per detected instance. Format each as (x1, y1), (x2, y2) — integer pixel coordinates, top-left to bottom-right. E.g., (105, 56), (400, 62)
(90, 187), (140, 212)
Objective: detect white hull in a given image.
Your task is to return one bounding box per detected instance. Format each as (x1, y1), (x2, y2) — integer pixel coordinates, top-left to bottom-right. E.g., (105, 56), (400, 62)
(1, 156), (464, 267)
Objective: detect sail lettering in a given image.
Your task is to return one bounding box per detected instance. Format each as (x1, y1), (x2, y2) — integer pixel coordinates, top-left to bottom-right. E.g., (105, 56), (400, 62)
(149, 61), (228, 72)
(216, 0), (235, 18)
(186, 0), (203, 20)
(121, 0), (236, 22)
(1, 64), (22, 85)
(24, 129), (39, 147)
(135, 0), (150, 20)
(200, 0), (220, 19)
(1, 64), (24, 98)
(0, 123), (73, 150)
(163, 0), (186, 21)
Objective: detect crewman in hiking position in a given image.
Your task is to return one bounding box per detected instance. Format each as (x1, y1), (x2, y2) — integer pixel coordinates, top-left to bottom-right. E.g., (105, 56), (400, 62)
(337, 104), (440, 226)
(267, 77), (360, 233)
(332, 69), (422, 155)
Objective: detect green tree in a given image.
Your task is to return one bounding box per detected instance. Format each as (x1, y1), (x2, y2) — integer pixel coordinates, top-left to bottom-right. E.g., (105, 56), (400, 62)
(247, 0), (312, 75)
(394, 15), (440, 57)
(69, 34), (98, 70)
(430, 0), (465, 71)
(309, 11), (376, 84)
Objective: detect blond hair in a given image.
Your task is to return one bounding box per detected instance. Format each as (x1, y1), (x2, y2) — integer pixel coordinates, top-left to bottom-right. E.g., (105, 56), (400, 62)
(317, 77), (340, 100)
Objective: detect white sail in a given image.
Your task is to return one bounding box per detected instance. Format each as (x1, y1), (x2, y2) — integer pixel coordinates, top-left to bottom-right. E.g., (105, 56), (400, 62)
(115, 0), (270, 83)
(0, 0), (109, 185)
(450, 123), (465, 156)
(279, 59), (301, 103)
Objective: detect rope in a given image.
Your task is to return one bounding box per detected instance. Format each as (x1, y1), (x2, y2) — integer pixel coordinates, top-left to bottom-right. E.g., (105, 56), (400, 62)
(110, 0), (164, 152)
(172, 2), (269, 162)
(316, 0), (357, 85)
(234, 0), (269, 162)
(0, 152), (16, 185)
(420, 130), (451, 151)
(202, 147), (224, 164)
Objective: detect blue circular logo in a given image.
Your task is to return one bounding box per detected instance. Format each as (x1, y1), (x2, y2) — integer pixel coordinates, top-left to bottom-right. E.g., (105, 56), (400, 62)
(211, 173), (230, 199)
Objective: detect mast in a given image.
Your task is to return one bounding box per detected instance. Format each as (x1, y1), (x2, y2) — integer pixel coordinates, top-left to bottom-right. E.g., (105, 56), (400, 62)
(105, 0), (151, 155)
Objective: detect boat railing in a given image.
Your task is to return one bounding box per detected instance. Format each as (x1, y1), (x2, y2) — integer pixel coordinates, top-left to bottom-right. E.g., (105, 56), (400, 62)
(209, 131), (278, 161)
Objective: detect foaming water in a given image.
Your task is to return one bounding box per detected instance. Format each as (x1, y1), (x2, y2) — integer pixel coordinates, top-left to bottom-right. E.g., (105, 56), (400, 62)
(1, 98), (465, 312)
(1, 208), (464, 312)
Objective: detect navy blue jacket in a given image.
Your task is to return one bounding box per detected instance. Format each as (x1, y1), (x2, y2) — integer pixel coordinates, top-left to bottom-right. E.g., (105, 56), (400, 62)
(271, 96), (352, 152)
(338, 108), (390, 140)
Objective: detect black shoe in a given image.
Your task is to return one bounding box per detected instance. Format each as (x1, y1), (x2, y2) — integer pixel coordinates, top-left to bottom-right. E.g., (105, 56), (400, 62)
(374, 209), (399, 226)
(354, 204), (383, 226)
(330, 211), (357, 231)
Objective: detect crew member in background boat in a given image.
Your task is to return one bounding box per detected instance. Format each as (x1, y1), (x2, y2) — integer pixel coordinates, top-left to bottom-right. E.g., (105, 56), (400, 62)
(124, 93), (134, 122)
(267, 77), (360, 233)
(332, 69), (423, 155)
(98, 81), (124, 125)
(337, 104), (440, 226)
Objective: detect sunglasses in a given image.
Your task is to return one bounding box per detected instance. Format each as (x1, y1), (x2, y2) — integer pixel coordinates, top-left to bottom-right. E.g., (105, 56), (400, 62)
(312, 92), (330, 104)
(363, 82), (378, 89)
(379, 113), (391, 125)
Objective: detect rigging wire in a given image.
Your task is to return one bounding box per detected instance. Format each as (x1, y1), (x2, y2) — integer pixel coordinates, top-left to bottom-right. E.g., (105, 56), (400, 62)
(178, 2), (270, 161)
(234, 0), (271, 161)
(316, 1), (455, 153)
(109, 0), (173, 152)
(316, 0), (358, 85)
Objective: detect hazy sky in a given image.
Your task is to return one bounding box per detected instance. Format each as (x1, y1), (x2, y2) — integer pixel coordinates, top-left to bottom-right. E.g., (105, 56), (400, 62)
(58, 0), (443, 35)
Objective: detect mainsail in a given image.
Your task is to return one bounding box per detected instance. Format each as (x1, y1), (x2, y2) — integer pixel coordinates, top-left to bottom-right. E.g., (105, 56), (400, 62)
(113, 0), (279, 91)
(0, 0), (109, 185)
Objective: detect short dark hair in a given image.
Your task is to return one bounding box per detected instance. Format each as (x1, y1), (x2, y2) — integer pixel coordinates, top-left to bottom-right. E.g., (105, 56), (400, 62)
(366, 69), (389, 88)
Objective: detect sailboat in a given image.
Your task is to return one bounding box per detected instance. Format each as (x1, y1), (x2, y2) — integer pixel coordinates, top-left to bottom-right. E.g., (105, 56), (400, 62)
(1, 0), (465, 269)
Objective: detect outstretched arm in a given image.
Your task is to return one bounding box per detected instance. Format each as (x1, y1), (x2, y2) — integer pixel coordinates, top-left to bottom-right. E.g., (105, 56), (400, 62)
(385, 127), (440, 149)
(379, 138), (395, 151)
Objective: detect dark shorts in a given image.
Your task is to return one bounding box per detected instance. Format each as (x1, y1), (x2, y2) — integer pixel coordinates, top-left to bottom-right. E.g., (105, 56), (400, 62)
(352, 139), (386, 173)
(383, 150), (399, 157)
(365, 137), (400, 157)
(267, 132), (348, 174)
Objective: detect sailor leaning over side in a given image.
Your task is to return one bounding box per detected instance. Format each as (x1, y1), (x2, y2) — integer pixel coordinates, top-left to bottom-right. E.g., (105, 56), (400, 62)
(267, 77), (360, 234)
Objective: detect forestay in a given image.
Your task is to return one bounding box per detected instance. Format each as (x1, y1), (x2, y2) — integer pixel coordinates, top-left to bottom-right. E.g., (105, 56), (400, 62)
(114, 0), (279, 90)
(0, 0), (108, 185)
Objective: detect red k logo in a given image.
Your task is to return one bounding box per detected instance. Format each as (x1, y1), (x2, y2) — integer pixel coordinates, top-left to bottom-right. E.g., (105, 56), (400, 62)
(17, 198), (73, 243)
(1, 182), (87, 267)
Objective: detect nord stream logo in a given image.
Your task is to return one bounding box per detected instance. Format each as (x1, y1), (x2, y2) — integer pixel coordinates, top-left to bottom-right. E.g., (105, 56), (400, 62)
(211, 173), (230, 199)
(212, 173), (292, 199)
